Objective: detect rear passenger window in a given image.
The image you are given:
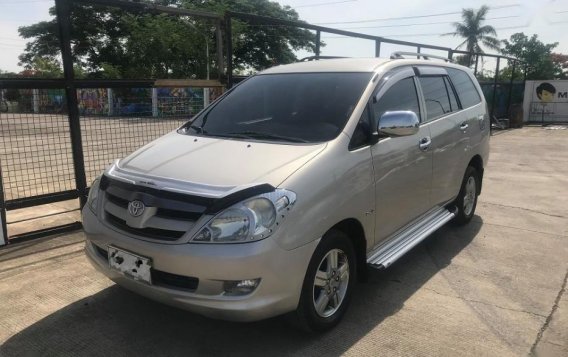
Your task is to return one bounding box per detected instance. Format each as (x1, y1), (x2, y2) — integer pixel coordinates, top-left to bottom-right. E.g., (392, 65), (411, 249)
(418, 76), (451, 120)
(373, 77), (421, 122)
(446, 68), (482, 108)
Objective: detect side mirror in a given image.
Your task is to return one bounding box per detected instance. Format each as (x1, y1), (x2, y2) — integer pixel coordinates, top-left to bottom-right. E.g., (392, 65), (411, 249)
(378, 111), (419, 137)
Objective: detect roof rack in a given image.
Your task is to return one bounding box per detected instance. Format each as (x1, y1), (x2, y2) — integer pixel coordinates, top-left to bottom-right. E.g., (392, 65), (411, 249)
(390, 51), (453, 63)
(299, 55), (348, 62)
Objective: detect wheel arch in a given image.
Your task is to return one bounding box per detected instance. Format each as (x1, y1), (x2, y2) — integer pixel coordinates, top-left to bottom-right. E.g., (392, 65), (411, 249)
(328, 218), (368, 282)
(468, 154), (484, 194)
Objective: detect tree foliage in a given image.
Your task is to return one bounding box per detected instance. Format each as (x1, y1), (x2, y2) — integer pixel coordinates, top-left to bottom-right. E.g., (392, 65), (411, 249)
(500, 33), (566, 80)
(445, 5), (500, 66)
(17, 0), (316, 78)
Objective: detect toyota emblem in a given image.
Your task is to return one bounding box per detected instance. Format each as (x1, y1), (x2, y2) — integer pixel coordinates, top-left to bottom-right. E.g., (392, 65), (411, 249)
(128, 200), (145, 217)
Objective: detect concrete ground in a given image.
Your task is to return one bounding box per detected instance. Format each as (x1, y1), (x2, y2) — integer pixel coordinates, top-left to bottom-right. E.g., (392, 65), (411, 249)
(0, 126), (567, 356)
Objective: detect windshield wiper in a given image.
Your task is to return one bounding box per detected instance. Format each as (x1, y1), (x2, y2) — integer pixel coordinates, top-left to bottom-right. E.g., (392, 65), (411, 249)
(221, 131), (309, 143)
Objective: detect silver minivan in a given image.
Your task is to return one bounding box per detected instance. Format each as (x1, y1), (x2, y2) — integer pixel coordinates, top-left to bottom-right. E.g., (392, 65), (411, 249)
(83, 55), (489, 331)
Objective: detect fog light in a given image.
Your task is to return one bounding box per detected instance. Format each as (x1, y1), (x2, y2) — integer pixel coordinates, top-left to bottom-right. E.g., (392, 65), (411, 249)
(223, 278), (261, 296)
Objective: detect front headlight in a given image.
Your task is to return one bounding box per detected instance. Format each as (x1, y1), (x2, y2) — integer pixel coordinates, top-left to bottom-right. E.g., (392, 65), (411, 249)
(87, 177), (101, 214)
(191, 190), (296, 243)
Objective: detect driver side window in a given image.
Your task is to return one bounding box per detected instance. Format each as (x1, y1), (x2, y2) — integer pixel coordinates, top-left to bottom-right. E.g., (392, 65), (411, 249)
(349, 76), (421, 150)
(373, 77), (421, 123)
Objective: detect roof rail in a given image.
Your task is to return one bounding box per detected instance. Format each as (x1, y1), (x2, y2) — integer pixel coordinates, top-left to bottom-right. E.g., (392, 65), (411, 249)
(299, 55), (348, 62)
(390, 51), (453, 63)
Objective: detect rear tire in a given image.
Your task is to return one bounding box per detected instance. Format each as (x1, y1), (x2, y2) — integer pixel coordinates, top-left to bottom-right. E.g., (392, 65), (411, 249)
(293, 229), (356, 332)
(453, 166), (479, 225)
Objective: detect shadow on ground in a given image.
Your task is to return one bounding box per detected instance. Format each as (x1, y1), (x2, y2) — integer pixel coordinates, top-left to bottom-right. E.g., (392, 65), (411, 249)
(0, 219), (482, 356)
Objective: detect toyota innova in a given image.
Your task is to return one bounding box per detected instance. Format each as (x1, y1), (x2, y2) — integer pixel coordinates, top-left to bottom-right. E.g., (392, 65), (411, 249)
(83, 54), (489, 331)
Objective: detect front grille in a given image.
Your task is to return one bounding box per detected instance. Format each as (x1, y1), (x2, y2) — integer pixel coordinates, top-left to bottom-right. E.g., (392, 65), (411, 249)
(100, 175), (209, 242)
(92, 244), (198, 291)
(106, 212), (185, 241)
(106, 192), (129, 208)
(156, 207), (202, 221)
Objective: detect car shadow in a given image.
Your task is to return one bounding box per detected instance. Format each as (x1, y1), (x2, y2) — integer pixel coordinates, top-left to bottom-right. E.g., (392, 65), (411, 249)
(1, 218), (482, 356)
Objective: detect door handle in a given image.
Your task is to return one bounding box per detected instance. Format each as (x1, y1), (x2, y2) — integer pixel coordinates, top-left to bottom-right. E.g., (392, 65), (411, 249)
(460, 122), (469, 130)
(419, 137), (431, 151)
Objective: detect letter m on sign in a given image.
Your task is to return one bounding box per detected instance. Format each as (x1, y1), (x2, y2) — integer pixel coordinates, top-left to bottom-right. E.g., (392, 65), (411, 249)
(559, 92), (568, 99)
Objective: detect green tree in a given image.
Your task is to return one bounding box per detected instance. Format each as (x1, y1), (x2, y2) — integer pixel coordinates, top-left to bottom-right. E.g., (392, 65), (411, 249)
(17, 0), (316, 79)
(29, 57), (63, 78)
(0, 69), (19, 78)
(500, 33), (566, 80)
(445, 5), (500, 67)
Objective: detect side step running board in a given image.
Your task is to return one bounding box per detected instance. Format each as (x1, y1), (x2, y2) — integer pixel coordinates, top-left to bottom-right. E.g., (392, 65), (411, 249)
(367, 207), (456, 269)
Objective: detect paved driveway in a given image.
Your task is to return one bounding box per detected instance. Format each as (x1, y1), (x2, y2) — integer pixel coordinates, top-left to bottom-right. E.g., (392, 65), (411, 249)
(0, 127), (567, 356)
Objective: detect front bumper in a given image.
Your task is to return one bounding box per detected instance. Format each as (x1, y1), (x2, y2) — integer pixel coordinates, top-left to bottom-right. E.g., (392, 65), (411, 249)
(83, 207), (318, 322)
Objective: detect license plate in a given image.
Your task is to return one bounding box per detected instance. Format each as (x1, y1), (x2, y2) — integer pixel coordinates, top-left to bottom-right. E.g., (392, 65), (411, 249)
(107, 246), (152, 284)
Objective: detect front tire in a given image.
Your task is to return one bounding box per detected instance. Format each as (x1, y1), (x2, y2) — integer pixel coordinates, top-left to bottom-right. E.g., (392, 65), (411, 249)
(294, 230), (356, 332)
(453, 166), (479, 225)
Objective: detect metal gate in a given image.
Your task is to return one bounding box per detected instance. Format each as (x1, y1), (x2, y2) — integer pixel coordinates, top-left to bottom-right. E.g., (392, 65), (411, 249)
(0, 0), (225, 245)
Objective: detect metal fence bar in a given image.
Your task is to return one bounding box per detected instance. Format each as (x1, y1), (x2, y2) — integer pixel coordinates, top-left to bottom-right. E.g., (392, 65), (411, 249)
(215, 21), (224, 80)
(226, 11), (452, 52)
(0, 163), (7, 246)
(506, 61), (517, 117)
(9, 222), (83, 245)
(452, 49), (518, 62)
(226, 15), (234, 88)
(315, 30), (321, 57)
(73, 0), (222, 19)
(490, 57), (501, 119)
(5, 190), (79, 211)
(474, 55), (479, 76)
(375, 40), (381, 57)
(0, 79), (65, 89)
(0, 78), (226, 89)
(55, 0), (88, 207)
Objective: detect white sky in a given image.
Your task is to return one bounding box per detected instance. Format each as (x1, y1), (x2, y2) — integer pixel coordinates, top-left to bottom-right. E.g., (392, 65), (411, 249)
(0, 0), (567, 73)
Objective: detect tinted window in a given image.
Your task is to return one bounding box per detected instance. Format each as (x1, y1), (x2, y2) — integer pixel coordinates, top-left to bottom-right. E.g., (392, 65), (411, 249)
(373, 77), (421, 122)
(446, 68), (482, 108)
(444, 77), (459, 111)
(418, 76), (451, 120)
(184, 72), (372, 143)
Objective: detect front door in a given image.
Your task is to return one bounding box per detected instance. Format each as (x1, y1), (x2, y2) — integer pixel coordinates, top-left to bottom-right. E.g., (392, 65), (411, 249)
(370, 70), (433, 243)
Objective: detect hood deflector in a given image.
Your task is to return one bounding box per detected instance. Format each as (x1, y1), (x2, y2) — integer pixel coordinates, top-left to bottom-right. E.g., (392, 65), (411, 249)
(100, 175), (275, 215)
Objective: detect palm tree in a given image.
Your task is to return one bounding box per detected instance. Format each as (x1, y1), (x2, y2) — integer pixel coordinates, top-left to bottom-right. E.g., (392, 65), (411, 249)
(445, 5), (500, 66)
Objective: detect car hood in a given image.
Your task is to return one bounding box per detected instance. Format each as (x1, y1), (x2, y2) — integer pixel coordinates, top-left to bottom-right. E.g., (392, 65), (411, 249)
(115, 131), (326, 196)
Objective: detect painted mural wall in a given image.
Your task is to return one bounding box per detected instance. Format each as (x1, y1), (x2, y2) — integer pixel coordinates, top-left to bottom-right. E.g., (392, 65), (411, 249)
(523, 80), (568, 123)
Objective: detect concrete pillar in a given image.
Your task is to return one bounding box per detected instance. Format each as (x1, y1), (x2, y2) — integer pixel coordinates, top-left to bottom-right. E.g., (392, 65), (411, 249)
(152, 88), (158, 117)
(107, 88), (114, 116)
(32, 89), (40, 113)
(203, 88), (209, 109)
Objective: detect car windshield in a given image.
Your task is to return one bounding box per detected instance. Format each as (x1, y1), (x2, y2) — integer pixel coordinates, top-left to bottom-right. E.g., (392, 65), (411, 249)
(182, 72), (372, 143)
